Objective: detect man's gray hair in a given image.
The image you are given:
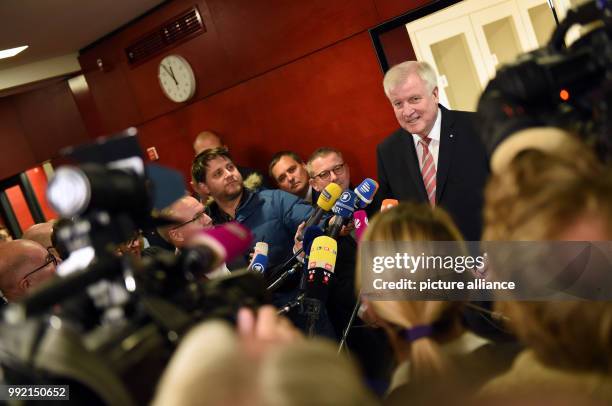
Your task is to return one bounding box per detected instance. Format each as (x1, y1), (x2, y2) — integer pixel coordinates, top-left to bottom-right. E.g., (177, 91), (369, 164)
(383, 61), (438, 97)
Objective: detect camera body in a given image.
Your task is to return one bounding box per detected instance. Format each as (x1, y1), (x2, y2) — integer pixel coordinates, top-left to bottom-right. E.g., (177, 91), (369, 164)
(477, 0), (612, 160)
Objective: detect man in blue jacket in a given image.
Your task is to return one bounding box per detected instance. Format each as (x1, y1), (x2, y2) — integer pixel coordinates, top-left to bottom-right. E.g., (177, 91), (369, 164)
(191, 147), (313, 272)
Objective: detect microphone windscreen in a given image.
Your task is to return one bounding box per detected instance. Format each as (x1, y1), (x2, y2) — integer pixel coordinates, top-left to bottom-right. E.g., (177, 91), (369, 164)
(353, 210), (369, 241)
(308, 236), (338, 273)
(332, 191), (357, 219)
(189, 222), (253, 264)
(317, 182), (343, 211)
(354, 178), (379, 208)
(250, 253), (268, 273)
(381, 199), (399, 212)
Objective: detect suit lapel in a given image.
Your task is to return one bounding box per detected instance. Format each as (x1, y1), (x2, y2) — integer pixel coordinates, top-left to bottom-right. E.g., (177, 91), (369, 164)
(396, 129), (428, 201)
(436, 106), (456, 203)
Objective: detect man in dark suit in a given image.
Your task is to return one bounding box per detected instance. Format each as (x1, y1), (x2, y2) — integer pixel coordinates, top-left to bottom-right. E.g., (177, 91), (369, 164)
(377, 61), (489, 241)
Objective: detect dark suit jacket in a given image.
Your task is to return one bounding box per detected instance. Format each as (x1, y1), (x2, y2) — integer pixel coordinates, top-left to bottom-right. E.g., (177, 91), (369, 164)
(376, 106), (489, 241)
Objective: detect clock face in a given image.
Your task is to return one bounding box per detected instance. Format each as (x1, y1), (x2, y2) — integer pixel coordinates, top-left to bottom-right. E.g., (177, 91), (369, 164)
(158, 55), (196, 103)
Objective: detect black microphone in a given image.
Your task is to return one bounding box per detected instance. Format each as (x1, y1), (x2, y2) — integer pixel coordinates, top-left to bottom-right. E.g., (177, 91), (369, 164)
(327, 190), (357, 239)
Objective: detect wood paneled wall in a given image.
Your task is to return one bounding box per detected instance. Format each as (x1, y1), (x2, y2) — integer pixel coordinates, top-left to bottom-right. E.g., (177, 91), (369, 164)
(0, 80), (89, 179)
(2, 0), (432, 185)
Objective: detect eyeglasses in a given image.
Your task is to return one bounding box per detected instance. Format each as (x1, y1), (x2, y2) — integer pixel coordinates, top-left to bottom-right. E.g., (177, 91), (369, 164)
(170, 209), (210, 230)
(24, 248), (57, 279)
(313, 163), (345, 181)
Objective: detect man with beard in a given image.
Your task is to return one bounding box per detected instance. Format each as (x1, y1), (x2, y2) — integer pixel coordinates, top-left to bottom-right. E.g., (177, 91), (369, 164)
(191, 147), (313, 271)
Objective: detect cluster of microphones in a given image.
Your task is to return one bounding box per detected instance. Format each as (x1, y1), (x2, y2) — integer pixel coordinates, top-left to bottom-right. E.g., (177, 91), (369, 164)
(242, 178), (399, 335)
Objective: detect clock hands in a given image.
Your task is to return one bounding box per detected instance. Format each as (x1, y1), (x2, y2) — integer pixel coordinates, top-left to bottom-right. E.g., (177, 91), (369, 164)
(162, 63), (178, 86)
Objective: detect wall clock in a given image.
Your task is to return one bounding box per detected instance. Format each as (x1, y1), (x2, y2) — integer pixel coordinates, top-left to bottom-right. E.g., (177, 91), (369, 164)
(158, 54), (196, 103)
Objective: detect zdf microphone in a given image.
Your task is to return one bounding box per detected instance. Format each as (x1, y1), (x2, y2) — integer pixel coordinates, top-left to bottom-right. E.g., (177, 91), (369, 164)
(306, 236), (338, 302)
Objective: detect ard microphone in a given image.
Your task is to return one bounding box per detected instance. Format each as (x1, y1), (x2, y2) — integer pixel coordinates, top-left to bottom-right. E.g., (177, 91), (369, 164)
(353, 210), (369, 242)
(248, 253), (268, 274)
(354, 178), (379, 208)
(327, 190), (357, 239)
(298, 182), (342, 240)
(248, 241), (268, 271)
(305, 236), (338, 302)
(381, 199), (399, 212)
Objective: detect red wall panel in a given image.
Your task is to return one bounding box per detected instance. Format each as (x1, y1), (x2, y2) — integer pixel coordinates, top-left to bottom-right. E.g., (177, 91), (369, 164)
(26, 167), (57, 221)
(207, 0), (379, 77)
(69, 74), (107, 137)
(78, 0), (383, 128)
(379, 27), (417, 68)
(0, 98), (36, 179)
(373, 0), (432, 21)
(14, 81), (90, 163)
(138, 33), (400, 184)
(118, 1), (239, 121)
(79, 39), (143, 134)
(5, 185), (35, 232)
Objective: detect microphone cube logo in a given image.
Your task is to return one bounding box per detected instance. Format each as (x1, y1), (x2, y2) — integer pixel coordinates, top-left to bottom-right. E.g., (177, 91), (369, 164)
(252, 262), (265, 273)
(340, 191), (352, 203)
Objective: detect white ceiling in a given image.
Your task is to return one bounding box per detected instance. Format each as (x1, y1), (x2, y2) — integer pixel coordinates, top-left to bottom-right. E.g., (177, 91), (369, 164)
(0, 0), (167, 95)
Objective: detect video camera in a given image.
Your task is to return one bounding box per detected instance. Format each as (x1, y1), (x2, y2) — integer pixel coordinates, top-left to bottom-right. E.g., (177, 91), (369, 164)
(0, 129), (268, 405)
(477, 0), (612, 160)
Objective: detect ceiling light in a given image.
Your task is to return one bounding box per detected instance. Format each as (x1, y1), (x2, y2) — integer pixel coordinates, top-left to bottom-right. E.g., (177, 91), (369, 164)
(0, 45), (28, 60)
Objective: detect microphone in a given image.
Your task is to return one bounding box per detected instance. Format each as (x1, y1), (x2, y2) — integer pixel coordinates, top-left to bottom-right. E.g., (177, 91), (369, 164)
(354, 178), (379, 209)
(381, 198), (399, 212)
(298, 182), (343, 240)
(247, 241), (268, 272)
(252, 241), (268, 257)
(327, 190), (357, 239)
(248, 253), (268, 274)
(353, 210), (369, 242)
(268, 225), (324, 292)
(299, 225), (325, 291)
(305, 236), (338, 302)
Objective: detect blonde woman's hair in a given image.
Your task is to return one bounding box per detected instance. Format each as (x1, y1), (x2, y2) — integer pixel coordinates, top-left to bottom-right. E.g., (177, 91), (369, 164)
(357, 202), (465, 381)
(484, 143), (612, 373)
(153, 321), (377, 406)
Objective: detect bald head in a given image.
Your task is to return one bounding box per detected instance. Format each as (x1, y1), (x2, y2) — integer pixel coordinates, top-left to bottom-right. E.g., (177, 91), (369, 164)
(22, 221), (55, 248)
(159, 196), (212, 248)
(0, 240), (56, 302)
(194, 131), (224, 155)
